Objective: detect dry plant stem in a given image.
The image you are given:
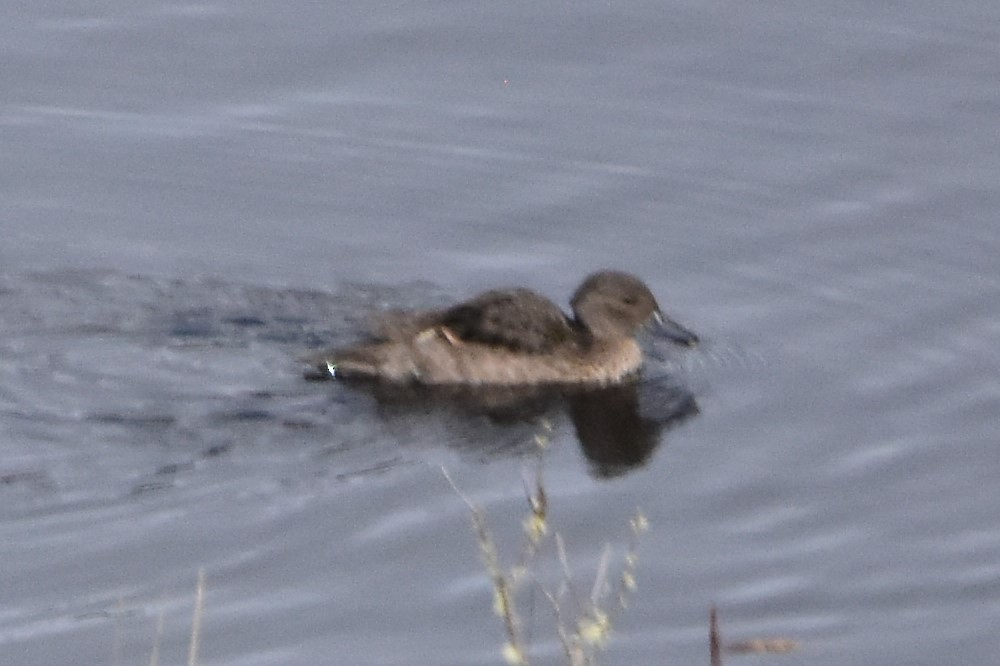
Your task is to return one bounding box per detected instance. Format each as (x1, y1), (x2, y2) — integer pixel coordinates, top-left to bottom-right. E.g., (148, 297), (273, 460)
(187, 568), (206, 666)
(710, 605), (722, 666)
(148, 605), (166, 666)
(553, 534), (602, 664)
(539, 583), (587, 666)
(518, 460), (548, 567)
(591, 544), (612, 606)
(112, 596), (125, 666)
(442, 467), (528, 664)
(443, 455), (645, 666)
(555, 534), (579, 609)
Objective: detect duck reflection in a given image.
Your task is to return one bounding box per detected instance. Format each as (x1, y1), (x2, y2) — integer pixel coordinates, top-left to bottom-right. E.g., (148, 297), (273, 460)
(326, 378), (698, 478)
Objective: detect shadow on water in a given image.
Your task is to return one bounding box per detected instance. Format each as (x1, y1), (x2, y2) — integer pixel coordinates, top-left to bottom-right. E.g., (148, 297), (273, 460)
(319, 376), (699, 478)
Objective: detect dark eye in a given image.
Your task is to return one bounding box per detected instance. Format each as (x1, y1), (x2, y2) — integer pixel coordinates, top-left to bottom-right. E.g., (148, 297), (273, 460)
(622, 296), (637, 305)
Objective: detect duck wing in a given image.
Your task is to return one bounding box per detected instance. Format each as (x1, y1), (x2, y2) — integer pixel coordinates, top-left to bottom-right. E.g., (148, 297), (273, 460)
(438, 288), (574, 353)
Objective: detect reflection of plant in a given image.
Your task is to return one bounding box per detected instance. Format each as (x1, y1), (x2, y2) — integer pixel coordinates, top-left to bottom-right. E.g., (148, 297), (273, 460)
(443, 430), (648, 666)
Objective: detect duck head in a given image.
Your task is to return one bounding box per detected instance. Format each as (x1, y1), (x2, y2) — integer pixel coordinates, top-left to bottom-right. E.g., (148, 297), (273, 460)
(570, 270), (699, 346)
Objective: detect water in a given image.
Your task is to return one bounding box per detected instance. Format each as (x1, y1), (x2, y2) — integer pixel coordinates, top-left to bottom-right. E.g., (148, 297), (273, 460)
(3, 1), (999, 664)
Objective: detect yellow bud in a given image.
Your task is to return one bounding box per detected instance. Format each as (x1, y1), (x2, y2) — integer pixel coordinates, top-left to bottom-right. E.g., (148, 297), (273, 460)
(630, 513), (649, 533)
(502, 643), (526, 665)
(578, 610), (611, 647)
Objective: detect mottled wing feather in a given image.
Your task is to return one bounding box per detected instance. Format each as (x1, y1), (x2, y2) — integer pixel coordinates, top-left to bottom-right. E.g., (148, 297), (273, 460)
(438, 289), (573, 353)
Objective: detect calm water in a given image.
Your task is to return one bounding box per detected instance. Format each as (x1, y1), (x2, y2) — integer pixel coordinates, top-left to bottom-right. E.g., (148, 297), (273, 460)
(3, 1), (1000, 664)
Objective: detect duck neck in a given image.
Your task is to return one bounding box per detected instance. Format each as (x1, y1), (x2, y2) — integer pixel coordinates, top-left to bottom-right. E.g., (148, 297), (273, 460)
(570, 317), (607, 349)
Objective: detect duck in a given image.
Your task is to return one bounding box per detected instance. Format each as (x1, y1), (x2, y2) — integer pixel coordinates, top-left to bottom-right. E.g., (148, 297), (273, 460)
(315, 270), (697, 386)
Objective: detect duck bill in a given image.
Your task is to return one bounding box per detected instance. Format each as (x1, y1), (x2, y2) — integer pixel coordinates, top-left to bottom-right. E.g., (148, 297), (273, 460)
(651, 311), (699, 347)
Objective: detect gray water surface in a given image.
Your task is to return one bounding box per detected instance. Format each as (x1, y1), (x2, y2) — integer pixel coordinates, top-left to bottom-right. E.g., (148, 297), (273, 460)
(3, 2), (1000, 664)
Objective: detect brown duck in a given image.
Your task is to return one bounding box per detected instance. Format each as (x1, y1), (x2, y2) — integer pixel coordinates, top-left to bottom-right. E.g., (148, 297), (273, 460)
(317, 270), (697, 386)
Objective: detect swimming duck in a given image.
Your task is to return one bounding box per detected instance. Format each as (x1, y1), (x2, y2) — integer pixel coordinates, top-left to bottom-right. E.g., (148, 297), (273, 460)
(318, 270), (697, 386)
